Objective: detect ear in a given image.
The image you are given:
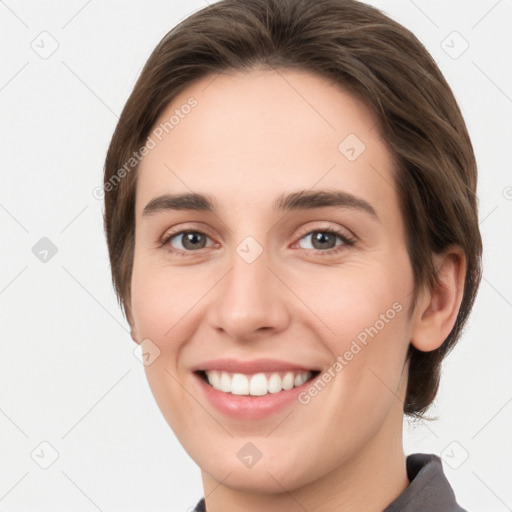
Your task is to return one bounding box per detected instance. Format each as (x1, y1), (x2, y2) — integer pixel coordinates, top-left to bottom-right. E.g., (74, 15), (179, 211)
(411, 246), (467, 352)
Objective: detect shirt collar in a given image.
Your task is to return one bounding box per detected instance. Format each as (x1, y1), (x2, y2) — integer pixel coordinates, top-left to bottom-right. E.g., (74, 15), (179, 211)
(382, 453), (467, 512)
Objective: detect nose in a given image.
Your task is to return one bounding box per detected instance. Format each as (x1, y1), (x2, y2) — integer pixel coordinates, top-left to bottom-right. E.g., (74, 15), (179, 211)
(206, 243), (291, 341)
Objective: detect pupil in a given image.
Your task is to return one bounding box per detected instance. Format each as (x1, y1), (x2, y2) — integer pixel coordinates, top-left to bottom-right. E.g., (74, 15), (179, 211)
(313, 231), (334, 249)
(184, 232), (204, 250)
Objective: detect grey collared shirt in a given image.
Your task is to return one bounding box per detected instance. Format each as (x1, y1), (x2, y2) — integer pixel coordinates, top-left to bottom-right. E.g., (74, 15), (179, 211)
(383, 453), (467, 511)
(192, 453), (467, 511)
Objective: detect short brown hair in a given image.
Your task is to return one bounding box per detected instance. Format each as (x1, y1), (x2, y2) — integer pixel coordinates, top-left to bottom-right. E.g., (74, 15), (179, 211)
(103, 0), (482, 416)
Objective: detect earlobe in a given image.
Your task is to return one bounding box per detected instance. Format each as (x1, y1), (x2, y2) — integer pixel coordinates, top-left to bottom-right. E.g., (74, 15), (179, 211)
(411, 246), (467, 352)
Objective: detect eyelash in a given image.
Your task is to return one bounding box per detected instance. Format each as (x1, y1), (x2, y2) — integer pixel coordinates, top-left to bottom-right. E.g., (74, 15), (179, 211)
(158, 226), (356, 258)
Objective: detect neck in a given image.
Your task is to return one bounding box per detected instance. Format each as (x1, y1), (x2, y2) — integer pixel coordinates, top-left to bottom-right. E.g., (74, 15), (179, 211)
(200, 400), (409, 512)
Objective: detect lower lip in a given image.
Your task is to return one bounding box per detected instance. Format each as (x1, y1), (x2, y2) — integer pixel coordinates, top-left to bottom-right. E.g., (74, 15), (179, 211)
(194, 373), (316, 420)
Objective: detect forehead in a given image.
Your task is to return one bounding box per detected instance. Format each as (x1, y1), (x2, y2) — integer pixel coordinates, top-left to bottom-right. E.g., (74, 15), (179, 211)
(135, 68), (398, 221)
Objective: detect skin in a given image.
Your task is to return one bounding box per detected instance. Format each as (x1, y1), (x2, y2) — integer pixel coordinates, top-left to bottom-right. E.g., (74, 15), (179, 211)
(129, 68), (466, 512)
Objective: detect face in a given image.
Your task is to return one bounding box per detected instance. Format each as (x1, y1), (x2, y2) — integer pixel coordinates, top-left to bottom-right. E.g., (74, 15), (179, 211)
(130, 68), (417, 494)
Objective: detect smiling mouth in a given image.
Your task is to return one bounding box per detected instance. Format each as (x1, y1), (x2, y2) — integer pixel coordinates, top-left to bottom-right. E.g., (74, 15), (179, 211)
(196, 369), (320, 396)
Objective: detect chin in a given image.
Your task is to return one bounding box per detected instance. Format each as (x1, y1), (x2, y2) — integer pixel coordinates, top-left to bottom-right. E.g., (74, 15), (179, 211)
(203, 459), (312, 495)
(192, 437), (326, 496)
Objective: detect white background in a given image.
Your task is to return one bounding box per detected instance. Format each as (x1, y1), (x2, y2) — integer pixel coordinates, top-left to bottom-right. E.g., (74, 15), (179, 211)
(1, 0), (511, 510)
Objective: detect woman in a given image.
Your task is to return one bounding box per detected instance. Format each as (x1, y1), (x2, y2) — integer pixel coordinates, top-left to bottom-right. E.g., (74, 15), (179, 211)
(102, 0), (482, 510)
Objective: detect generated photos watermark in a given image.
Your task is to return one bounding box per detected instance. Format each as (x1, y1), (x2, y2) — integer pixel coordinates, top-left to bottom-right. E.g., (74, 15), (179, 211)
(298, 301), (403, 405)
(93, 96), (198, 200)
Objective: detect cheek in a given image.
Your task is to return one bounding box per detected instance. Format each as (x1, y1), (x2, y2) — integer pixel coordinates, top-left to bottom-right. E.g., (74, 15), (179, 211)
(130, 255), (203, 350)
(293, 259), (413, 406)
(287, 267), (411, 469)
(293, 261), (410, 345)
(130, 258), (206, 436)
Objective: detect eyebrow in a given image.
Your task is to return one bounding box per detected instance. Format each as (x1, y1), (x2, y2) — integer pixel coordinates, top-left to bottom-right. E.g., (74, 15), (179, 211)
(142, 189), (378, 220)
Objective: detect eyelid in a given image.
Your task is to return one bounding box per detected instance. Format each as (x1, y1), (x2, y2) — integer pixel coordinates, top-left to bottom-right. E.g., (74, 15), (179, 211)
(294, 222), (355, 241)
(158, 223), (217, 250)
(158, 222), (214, 243)
(291, 224), (356, 255)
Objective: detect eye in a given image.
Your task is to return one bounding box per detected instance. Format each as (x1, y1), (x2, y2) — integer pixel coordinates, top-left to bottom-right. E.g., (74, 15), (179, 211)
(295, 228), (355, 255)
(160, 230), (215, 255)
(159, 226), (355, 257)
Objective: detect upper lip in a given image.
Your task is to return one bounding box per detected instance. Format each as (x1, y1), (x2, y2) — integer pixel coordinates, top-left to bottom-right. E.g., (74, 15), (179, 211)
(192, 358), (320, 374)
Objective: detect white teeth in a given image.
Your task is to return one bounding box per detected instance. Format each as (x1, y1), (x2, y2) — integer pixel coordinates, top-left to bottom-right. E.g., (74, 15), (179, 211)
(219, 371), (231, 393)
(204, 370), (313, 396)
(208, 370), (221, 389)
(231, 373), (249, 395)
(282, 371), (294, 390)
(268, 373), (282, 393)
(249, 373), (267, 396)
(294, 373), (305, 387)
